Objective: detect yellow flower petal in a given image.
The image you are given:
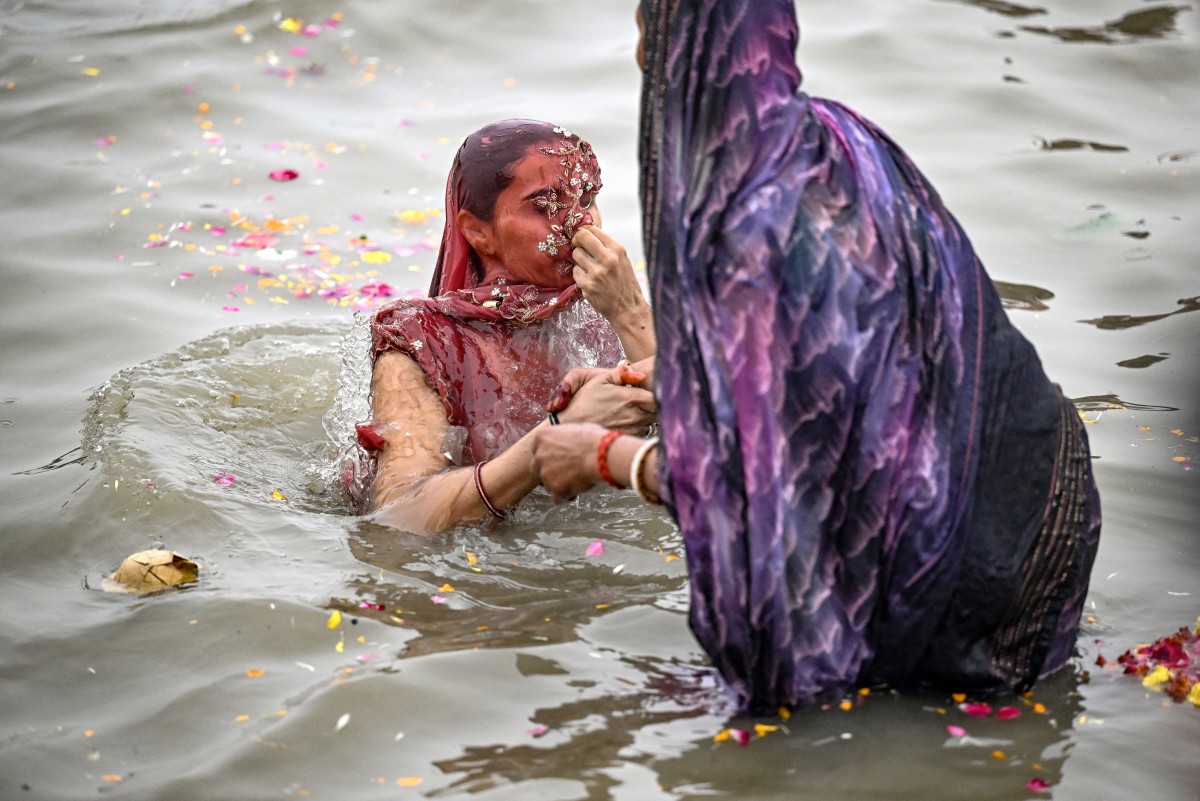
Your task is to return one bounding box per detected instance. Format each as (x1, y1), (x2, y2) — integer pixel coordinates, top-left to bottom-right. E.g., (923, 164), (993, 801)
(1143, 666), (1171, 688)
(326, 610), (342, 629)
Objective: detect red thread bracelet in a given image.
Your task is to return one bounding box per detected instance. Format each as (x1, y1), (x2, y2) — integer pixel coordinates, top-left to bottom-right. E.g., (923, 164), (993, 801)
(596, 429), (622, 488)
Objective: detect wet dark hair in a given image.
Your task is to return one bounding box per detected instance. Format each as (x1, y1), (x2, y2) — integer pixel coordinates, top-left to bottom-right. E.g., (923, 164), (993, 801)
(452, 119), (575, 221)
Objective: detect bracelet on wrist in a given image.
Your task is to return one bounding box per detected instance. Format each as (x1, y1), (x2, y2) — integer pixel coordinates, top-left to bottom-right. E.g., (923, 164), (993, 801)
(596, 429), (622, 488)
(629, 436), (662, 505)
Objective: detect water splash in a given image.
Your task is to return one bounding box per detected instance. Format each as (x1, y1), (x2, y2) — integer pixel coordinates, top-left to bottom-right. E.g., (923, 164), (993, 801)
(82, 320), (352, 514)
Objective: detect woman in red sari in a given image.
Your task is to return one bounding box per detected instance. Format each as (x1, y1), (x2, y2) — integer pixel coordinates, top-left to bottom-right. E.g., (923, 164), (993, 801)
(362, 119), (656, 534)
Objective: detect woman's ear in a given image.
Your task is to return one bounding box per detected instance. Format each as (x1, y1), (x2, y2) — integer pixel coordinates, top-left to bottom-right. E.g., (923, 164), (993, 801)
(457, 209), (495, 257)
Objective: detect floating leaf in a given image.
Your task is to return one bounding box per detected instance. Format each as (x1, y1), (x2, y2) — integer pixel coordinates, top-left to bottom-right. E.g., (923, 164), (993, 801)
(103, 550), (199, 593)
(245, 668), (265, 678)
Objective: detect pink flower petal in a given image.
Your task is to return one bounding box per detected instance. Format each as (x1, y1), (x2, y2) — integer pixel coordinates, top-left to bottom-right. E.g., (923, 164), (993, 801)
(731, 728), (750, 746)
(586, 539), (605, 557)
(213, 472), (237, 487)
(959, 702), (992, 718)
(431, 595), (446, 604)
(1026, 777), (1051, 792)
(996, 706), (1021, 720)
(526, 724), (548, 737)
(268, 169), (299, 182)
(232, 232), (278, 249)
(945, 724), (966, 737)
(359, 281), (394, 298)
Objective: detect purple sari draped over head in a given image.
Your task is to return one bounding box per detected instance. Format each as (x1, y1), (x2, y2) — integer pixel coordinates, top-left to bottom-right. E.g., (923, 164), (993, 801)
(358, 120), (622, 509)
(638, 0), (1101, 712)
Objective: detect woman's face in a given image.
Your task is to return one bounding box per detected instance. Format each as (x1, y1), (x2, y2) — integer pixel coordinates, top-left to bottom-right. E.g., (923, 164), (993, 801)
(485, 144), (600, 287)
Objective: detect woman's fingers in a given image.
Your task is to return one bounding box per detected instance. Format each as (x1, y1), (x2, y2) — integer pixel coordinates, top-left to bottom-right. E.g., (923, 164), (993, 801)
(531, 423), (605, 501)
(546, 367), (607, 413)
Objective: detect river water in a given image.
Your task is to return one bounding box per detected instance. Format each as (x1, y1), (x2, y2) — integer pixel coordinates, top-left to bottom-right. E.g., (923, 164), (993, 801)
(0, 1), (1197, 799)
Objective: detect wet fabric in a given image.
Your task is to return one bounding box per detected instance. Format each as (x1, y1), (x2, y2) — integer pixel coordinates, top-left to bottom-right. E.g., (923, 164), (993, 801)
(371, 297), (621, 463)
(637, 0), (1101, 712)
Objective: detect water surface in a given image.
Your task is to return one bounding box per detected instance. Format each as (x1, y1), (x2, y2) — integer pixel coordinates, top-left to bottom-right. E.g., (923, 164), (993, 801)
(1, 1), (1197, 799)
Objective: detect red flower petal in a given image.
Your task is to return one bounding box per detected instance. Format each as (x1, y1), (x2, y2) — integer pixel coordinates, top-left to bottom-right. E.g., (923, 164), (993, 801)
(355, 423), (386, 451)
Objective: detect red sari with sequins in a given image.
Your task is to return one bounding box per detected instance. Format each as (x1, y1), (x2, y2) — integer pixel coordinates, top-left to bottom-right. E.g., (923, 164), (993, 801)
(357, 120), (623, 510)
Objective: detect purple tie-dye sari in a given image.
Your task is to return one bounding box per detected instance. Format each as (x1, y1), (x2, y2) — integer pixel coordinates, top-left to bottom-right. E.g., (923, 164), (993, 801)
(638, 0), (1101, 712)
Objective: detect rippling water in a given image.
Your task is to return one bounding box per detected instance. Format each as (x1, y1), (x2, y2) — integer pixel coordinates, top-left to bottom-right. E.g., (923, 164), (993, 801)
(1, 1), (1197, 799)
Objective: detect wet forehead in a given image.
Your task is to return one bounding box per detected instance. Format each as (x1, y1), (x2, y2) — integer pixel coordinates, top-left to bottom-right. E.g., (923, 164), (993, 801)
(509, 150), (565, 194)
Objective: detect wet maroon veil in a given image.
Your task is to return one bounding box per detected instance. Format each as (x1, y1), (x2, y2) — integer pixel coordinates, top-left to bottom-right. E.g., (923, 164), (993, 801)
(352, 120), (622, 509)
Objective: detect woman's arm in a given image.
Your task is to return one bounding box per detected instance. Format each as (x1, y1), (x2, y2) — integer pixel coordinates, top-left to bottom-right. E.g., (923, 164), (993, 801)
(369, 352), (656, 534)
(571, 226), (656, 362)
(531, 423), (661, 503)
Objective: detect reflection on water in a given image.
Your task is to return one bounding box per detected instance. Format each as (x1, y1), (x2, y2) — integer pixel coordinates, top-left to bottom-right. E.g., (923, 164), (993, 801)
(345, 496), (687, 659)
(1033, 138), (1128, 153)
(1116, 353), (1170, 369)
(431, 667), (1091, 801)
(994, 280), (1054, 311)
(1020, 5), (1193, 43)
(938, 0), (1048, 18)
(1073, 392), (1179, 412)
(1078, 295), (1200, 330)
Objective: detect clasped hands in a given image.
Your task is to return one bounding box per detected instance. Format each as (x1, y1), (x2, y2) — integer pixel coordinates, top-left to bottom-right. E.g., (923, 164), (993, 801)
(533, 357), (657, 501)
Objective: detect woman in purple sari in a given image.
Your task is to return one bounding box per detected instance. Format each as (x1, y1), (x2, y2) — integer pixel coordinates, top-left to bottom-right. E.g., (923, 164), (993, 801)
(534, 1), (1101, 712)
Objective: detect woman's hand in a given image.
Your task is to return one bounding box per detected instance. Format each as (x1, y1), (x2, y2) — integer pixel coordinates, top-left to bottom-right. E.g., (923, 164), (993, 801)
(531, 423), (607, 501)
(572, 226), (656, 361)
(547, 361), (656, 436)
